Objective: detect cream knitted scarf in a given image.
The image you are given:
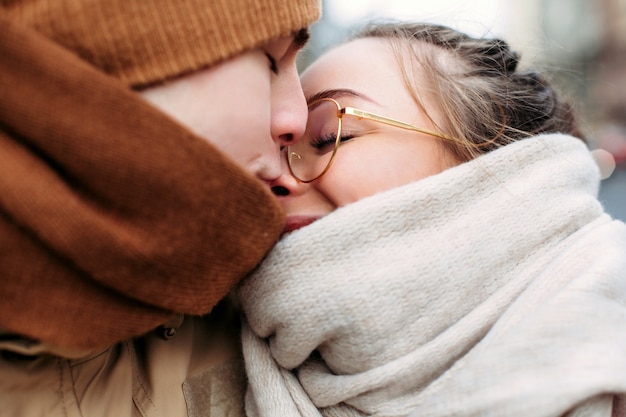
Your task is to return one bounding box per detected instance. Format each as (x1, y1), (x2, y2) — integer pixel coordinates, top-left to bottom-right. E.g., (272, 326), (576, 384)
(238, 134), (626, 417)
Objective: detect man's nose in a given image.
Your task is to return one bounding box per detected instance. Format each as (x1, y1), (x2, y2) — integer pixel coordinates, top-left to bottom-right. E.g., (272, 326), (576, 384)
(270, 69), (307, 148)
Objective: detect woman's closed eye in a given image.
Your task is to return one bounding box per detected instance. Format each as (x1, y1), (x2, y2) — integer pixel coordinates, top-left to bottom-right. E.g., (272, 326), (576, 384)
(310, 133), (355, 153)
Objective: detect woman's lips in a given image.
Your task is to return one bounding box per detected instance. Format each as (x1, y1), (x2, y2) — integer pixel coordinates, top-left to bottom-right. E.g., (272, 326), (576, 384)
(283, 215), (320, 233)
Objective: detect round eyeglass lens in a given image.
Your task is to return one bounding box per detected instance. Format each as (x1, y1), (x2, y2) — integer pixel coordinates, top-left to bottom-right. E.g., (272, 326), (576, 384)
(287, 99), (341, 182)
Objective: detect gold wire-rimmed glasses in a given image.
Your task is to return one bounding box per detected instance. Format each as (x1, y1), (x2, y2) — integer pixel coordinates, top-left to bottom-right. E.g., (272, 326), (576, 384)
(287, 97), (458, 183)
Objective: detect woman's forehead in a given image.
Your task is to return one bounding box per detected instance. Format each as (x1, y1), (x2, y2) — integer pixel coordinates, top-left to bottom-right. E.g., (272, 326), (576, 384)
(300, 37), (427, 111)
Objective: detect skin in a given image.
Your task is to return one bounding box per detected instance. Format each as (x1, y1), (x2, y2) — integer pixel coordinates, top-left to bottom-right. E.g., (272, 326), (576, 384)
(271, 37), (460, 232)
(140, 33), (309, 186)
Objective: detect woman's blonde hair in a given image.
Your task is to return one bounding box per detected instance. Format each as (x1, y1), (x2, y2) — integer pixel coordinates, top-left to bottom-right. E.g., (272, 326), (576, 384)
(354, 22), (585, 162)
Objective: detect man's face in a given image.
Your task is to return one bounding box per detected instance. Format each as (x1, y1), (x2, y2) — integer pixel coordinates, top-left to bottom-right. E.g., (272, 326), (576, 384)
(140, 31), (310, 185)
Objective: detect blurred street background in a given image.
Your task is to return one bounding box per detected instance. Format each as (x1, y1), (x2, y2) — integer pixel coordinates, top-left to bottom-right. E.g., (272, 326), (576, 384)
(299, 0), (626, 221)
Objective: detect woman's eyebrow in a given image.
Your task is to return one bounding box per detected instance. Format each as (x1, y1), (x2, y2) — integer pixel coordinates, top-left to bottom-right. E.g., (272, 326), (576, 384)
(305, 89), (376, 105)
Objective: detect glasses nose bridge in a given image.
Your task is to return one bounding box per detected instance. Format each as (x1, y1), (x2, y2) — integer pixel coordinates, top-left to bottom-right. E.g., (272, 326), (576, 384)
(286, 99), (344, 183)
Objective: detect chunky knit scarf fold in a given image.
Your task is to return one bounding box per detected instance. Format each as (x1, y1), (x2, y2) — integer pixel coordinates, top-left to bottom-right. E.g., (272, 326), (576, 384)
(239, 134), (626, 417)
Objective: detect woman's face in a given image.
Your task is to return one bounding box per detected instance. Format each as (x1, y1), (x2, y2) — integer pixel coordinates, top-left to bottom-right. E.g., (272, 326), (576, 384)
(140, 33), (309, 185)
(273, 37), (460, 233)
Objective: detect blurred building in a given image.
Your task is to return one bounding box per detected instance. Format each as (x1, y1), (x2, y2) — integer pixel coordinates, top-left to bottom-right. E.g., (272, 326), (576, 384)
(537, 0), (626, 219)
(536, 0), (626, 145)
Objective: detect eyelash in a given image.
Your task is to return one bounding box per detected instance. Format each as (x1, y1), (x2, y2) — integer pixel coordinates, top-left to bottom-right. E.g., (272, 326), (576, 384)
(265, 53), (278, 74)
(310, 133), (354, 151)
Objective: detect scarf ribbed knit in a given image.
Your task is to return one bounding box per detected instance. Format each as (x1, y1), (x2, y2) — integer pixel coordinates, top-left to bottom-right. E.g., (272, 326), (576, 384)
(239, 134), (626, 417)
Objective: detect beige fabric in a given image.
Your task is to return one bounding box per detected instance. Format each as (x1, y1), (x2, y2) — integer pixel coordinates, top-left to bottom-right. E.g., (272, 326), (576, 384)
(239, 134), (626, 417)
(0, 309), (246, 417)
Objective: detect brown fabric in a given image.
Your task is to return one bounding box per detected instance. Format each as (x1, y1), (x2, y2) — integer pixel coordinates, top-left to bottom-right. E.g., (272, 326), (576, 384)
(3, 0), (321, 87)
(0, 14), (287, 350)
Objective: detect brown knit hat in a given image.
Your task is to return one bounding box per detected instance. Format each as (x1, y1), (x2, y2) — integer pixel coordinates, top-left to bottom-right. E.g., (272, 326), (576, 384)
(0, 0), (320, 351)
(5, 0), (321, 87)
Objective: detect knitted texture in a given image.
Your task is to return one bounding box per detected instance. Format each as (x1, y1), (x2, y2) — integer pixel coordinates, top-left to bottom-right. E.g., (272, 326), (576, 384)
(0, 8), (311, 349)
(3, 0), (320, 87)
(238, 134), (626, 417)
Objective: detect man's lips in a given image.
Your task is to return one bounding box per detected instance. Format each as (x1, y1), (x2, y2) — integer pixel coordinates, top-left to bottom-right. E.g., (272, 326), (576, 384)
(283, 215), (320, 233)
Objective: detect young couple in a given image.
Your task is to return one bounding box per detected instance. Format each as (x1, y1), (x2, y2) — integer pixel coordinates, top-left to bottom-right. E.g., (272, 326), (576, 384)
(2, 1), (625, 415)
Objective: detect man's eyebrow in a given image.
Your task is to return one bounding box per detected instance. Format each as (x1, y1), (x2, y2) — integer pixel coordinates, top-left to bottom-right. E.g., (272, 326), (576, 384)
(293, 28), (311, 50)
(306, 88), (375, 105)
